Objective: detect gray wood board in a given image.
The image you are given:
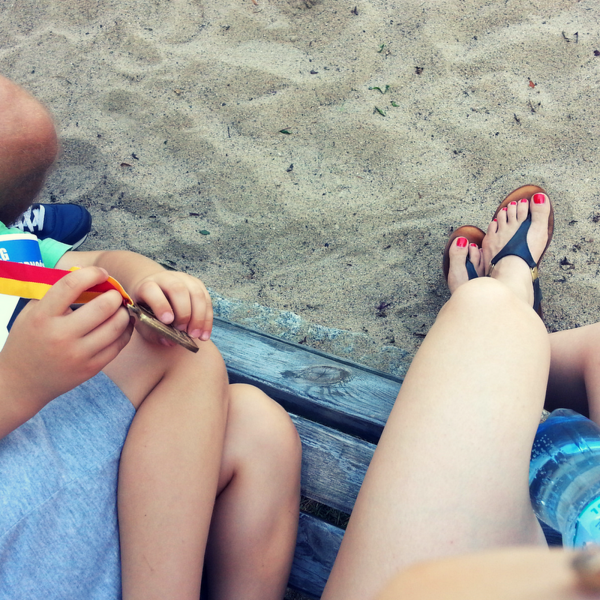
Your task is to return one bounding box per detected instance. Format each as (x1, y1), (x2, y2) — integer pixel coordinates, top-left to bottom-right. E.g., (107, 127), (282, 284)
(212, 317), (403, 443)
(292, 414), (375, 514)
(289, 512), (344, 599)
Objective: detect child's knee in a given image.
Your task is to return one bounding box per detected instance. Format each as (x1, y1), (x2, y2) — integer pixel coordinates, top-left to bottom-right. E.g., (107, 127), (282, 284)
(109, 335), (231, 412)
(166, 339), (228, 386)
(228, 384), (302, 471)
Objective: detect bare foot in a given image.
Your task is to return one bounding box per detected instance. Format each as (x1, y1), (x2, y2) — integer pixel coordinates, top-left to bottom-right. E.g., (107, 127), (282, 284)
(447, 237), (485, 294)
(482, 193), (552, 306)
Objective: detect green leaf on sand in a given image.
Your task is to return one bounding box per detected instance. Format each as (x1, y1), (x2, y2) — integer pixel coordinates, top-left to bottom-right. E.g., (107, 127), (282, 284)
(200, 230), (210, 235)
(368, 85), (389, 94)
(378, 44), (385, 53)
(279, 129), (291, 134)
(375, 106), (386, 116)
(391, 101), (399, 107)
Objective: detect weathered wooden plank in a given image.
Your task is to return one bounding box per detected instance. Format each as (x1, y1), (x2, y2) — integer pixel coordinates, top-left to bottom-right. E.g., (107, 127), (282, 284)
(292, 414), (374, 514)
(214, 316), (563, 599)
(212, 317), (403, 443)
(289, 512), (344, 599)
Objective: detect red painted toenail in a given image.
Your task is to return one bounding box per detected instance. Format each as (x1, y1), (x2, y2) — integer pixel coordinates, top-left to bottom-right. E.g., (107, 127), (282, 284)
(510, 201), (517, 205)
(520, 198), (528, 202)
(470, 243), (477, 247)
(493, 218), (497, 222)
(533, 193), (545, 204)
(502, 207), (508, 211)
(456, 237), (468, 247)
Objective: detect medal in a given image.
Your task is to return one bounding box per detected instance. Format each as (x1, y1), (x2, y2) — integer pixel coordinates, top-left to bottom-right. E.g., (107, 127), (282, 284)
(126, 303), (198, 352)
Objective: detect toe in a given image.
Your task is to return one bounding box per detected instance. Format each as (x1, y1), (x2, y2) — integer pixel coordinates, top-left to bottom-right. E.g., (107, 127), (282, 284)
(528, 192), (552, 261)
(497, 206), (509, 230)
(517, 197), (529, 222)
(447, 236), (469, 293)
(530, 192), (550, 214)
(468, 243), (485, 277)
(506, 200), (518, 223)
(529, 192), (551, 231)
(450, 236), (468, 257)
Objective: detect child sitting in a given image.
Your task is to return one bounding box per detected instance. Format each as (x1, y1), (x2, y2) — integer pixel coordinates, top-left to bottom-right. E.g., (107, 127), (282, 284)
(0, 73), (302, 600)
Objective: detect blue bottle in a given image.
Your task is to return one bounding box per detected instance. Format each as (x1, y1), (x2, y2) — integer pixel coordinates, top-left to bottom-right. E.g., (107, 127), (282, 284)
(529, 409), (600, 547)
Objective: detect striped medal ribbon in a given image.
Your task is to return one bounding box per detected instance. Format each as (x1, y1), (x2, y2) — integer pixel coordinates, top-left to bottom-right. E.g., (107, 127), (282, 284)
(0, 261), (198, 353)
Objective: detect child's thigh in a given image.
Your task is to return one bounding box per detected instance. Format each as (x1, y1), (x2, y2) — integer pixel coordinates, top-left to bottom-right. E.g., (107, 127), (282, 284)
(103, 330), (228, 410)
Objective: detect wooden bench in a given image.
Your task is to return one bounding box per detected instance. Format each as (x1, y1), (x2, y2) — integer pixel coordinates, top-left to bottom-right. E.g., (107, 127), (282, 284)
(211, 316), (404, 599)
(211, 317), (561, 599)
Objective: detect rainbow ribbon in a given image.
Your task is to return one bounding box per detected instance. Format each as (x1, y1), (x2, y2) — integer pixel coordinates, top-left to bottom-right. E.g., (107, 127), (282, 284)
(0, 261), (133, 305)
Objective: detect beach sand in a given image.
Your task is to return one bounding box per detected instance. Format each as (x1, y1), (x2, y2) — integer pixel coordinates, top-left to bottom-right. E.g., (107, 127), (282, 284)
(2, 1), (600, 598)
(1, 0), (599, 373)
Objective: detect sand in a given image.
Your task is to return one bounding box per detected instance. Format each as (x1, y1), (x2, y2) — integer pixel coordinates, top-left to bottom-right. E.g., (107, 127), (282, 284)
(1, 0), (600, 374)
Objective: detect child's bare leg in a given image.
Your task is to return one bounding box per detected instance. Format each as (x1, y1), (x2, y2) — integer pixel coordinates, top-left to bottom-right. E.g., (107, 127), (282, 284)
(322, 197), (553, 600)
(103, 334), (229, 600)
(205, 384), (302, 600)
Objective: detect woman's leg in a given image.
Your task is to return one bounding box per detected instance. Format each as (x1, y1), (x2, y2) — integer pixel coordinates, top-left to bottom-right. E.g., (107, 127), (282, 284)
(545, 324), (600, 423)
(322, 194), (553, 600)
(204, 384), (302, 600)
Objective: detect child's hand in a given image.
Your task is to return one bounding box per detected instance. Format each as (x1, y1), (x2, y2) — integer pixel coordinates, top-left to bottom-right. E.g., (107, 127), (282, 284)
(0, 266), (133, 413)
(130, 271), (213, 346)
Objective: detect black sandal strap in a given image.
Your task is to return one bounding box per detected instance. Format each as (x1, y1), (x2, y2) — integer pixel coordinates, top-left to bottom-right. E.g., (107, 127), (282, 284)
(489, 216), (536, 270)
(489, 215), (543, 313)
(466, 259), (478, 280)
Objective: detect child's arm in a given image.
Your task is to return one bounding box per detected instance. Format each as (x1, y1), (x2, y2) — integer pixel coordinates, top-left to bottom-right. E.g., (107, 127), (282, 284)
(0, 266), (133, 440)
(55, 250), (213, 343)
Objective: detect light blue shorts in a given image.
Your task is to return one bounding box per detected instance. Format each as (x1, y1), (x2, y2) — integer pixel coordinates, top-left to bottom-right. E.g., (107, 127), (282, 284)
(0, 371), (135, 599)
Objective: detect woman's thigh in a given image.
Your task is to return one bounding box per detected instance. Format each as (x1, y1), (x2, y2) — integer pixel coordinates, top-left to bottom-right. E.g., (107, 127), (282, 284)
(323, 280), (550, 600)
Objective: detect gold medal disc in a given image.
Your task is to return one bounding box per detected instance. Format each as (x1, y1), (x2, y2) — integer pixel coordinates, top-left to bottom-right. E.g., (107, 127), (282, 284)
(127, 303), (199, 353)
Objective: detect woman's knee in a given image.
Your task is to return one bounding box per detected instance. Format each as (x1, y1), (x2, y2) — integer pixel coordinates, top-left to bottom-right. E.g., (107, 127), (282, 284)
(447, 277), (520, 312)
(442, 278), (547, 333)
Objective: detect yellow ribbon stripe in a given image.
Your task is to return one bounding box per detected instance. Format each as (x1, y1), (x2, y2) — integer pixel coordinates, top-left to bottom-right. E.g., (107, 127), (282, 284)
(0, 278), (53, 300)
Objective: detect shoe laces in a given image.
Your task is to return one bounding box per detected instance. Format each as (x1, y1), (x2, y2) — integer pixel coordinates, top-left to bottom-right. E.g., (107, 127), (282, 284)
(11, 205), (46, 233)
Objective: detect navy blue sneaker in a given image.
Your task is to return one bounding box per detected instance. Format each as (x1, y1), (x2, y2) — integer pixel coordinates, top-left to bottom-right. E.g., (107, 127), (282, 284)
(10, 203), (92, 249)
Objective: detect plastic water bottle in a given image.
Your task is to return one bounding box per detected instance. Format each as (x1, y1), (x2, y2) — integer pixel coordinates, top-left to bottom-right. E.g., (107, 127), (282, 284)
(529, 408), (600, 547)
